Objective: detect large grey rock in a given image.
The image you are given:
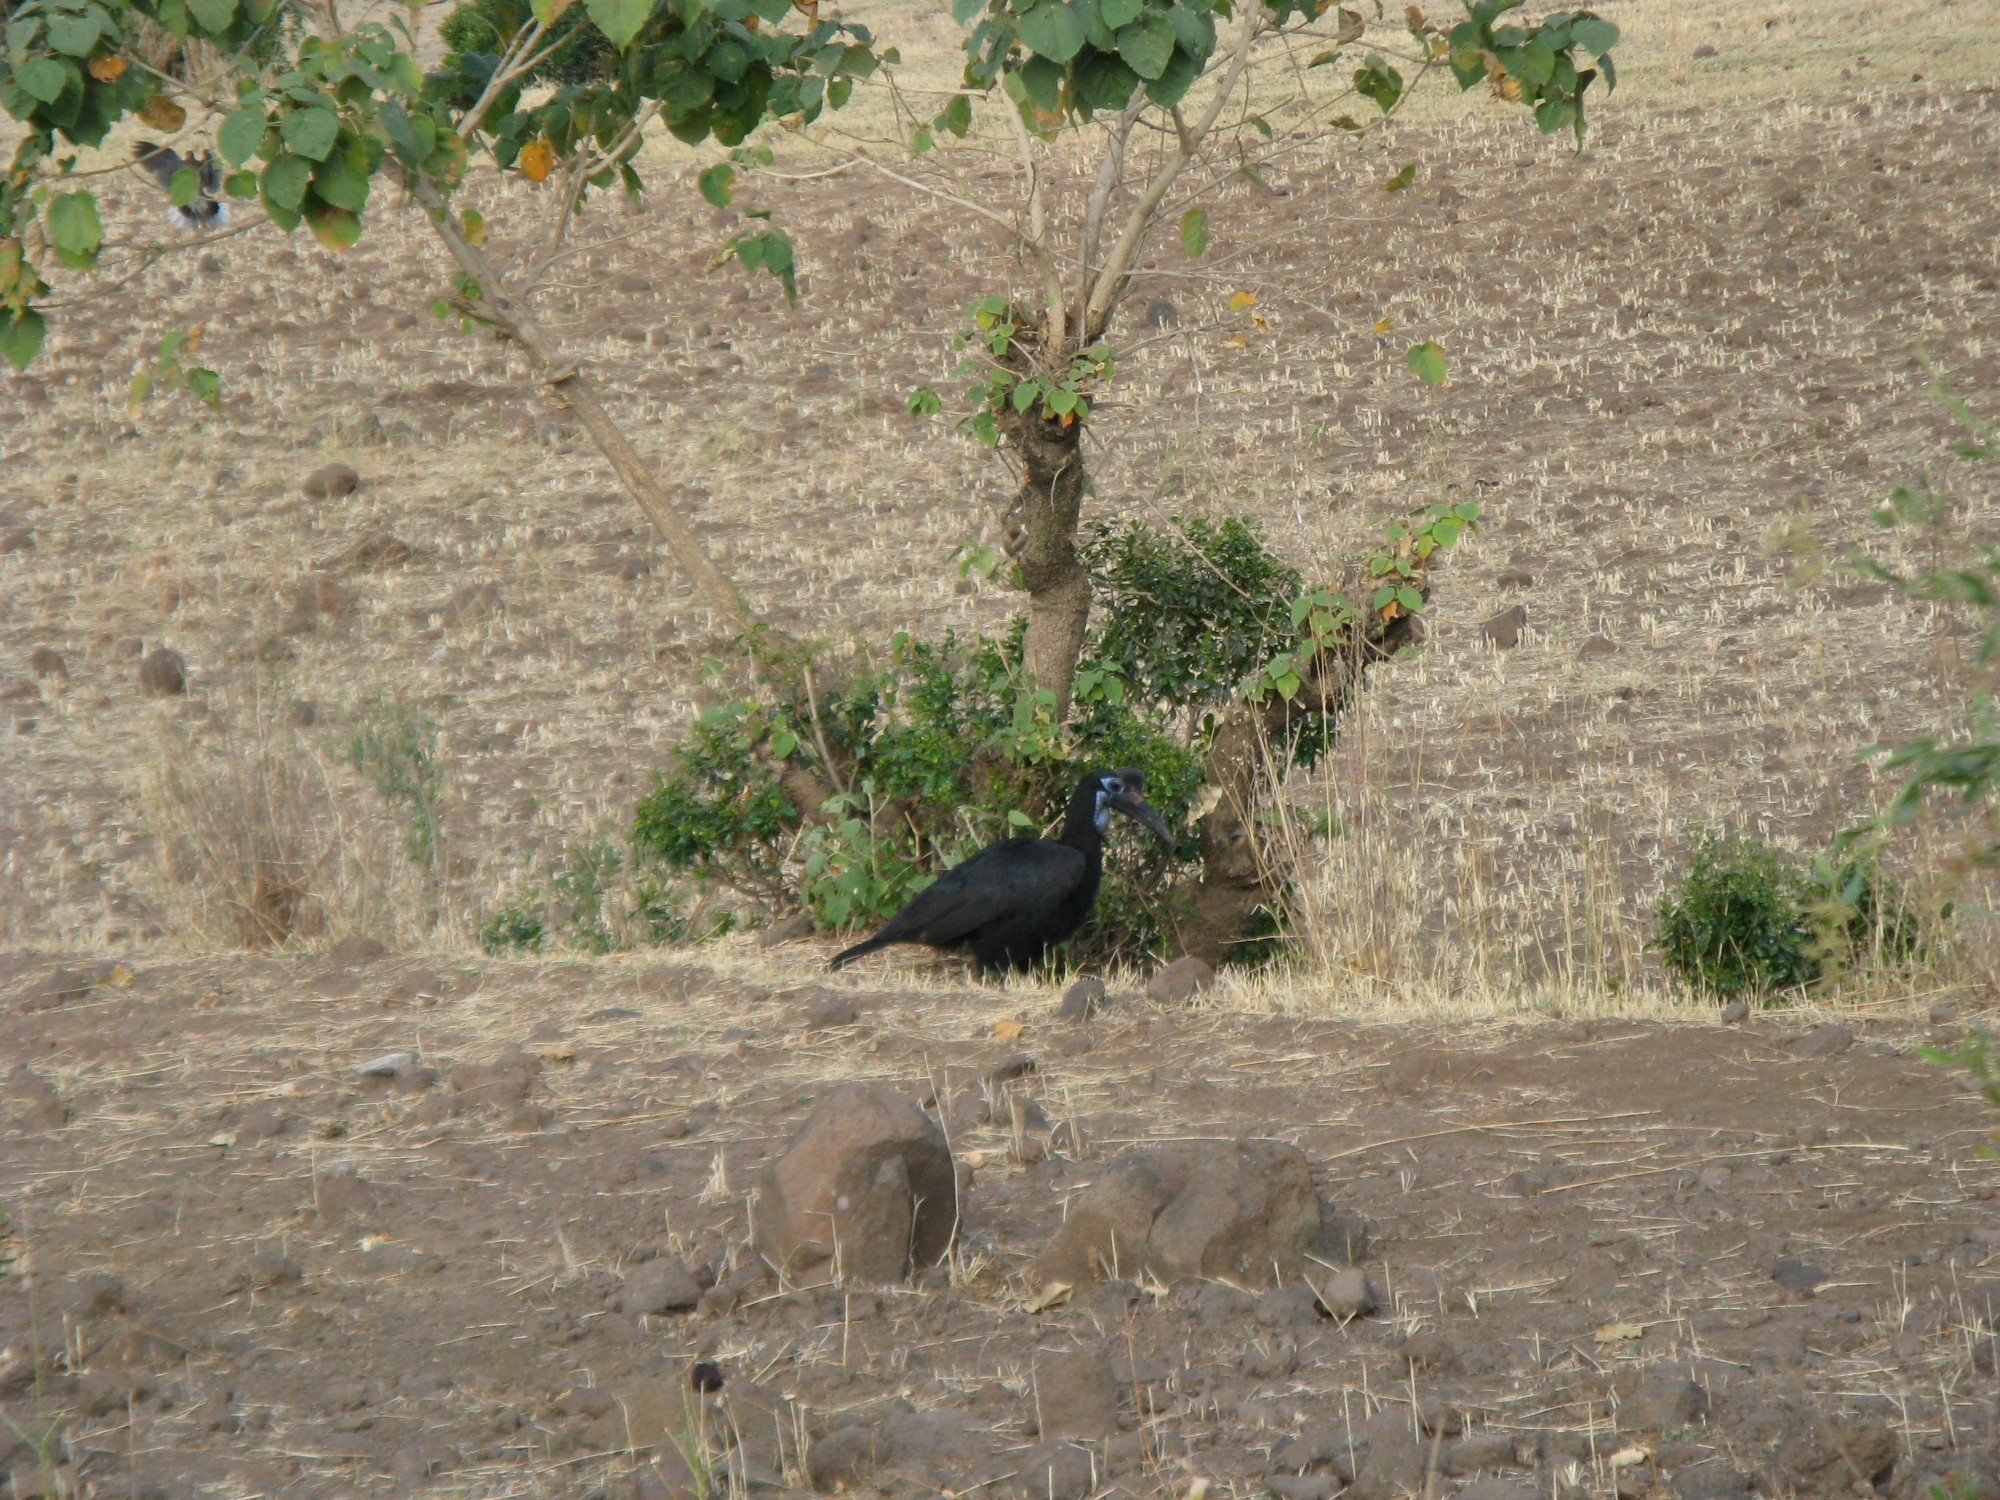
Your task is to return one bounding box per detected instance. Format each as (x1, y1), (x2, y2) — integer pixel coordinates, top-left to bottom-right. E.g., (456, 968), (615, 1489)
(1032, 1138), (1321, 1288)
(754, 1083), (956, 1285)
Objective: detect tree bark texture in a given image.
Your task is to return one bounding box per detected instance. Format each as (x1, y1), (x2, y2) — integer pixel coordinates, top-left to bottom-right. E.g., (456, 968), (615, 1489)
(1177, 599), (1430, 967)
(1003, 405), (1091, 717)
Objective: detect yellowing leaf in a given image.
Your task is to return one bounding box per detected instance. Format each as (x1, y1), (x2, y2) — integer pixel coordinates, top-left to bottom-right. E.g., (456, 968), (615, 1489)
(1251, 314), (1269, 331)
(1026, 1280), (1072, 1312)
(106, 963), (135, 988)
(1373, 315), (1395, 334)
(87, 53), (126, 82)
(992, 1017), (1023, 1040)
(138, 94), (187, 131)
(1593, 1320), (1648, 1343)
(1228, 291), (1258, 310)
(1222, 335), (1247, 349)
(518, 139), (556, 183)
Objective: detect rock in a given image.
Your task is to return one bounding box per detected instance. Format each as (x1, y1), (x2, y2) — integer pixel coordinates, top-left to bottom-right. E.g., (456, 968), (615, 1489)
(82, 1272), (126, 1315)
(1145, 956), (1215, 1004)
(620, 1259), (703, 1316)
(302, 463), (360, 500)
(1256, 1283), (1324, 1328)
(1444, 1434), (1519, 1475)
(1478, 605), (1528, 649)
(343, 532), (415, 569)
(232, 1102), (291, 1144)
(139, 647), (186, 697)
(1577, 633), (1618, 660)
(439, 582), (502, 627)
(1267, 1478), (1339, 1500)
(1270, 1427), (1355, 1480)
(357, 1050), (418, 1078)
(1621, 1370), (1707, 1430)
(0, 528), (31, 553)
(450, 1048), (542, 1109)
(1032, 1138), (1321, 1289)
(1315, 1266), (1380, 1319)
(7, 1064), (68, 1128)
(1795, 1023), (1854, 1057)
(1457, 1482), (1538, 1500)
(1398, 1330), (1457, 1371)
(17, 967), (87, 1013)
(1035, 1346), (1118, 1437)
(329, 935), (387, 966)
(1772, 1256), (1828, 1295)
(1693, 42), (1718, 58)
(801, 992), (860, 1030)
(1056, 976), (1108, 1022)
(314, 1164), (380, 1223)
(1145, 299), (1179, 327)
(1348, 1410), (1424, 1500)
(807, 1426), (881, 1491)
(28, 647), (66, 679)
(1011, 1441), (1094, 1500)
(1719, 1000), (1750, 1024)
(753, 1083), (957, 1284)
(759, 910), (816, 947)
(1497, 570), (1534, 590)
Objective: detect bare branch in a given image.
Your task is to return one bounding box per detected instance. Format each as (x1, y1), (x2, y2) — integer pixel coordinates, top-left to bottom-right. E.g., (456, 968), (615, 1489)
(1073, 94), (1144, 331)
(1003, 100), (1067, 358)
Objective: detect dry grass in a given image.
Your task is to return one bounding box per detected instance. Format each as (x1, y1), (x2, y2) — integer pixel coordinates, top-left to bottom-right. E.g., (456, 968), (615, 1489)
(0, 1), (1997, 1018)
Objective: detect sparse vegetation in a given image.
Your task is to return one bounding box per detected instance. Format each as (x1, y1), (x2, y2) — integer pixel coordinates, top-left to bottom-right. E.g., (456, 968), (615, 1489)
(340, 695), (447, 879)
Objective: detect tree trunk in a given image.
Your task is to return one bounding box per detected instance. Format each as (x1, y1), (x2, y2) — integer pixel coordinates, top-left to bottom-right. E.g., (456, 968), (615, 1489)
(1177, 602), (1429, 966)
(411, 179), (759, 639)
(1006, 408), (1092, 717)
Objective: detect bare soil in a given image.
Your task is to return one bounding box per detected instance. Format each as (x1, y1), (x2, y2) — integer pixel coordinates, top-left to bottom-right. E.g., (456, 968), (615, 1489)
(4, 954), (1997, 1499)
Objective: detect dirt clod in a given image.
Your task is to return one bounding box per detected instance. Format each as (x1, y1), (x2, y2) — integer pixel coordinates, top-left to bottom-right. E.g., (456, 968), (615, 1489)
(1316, 1266), (1380, 1319)
(1772, 1255), (1828, 1294)
(301, 463), (360, 500)
(1056, 976), (1108, 1022)
(138, 646), (186, 697)
(619, 1258), (703, 1316)
(28, 647), (65, 679)
(1145, 955), (1215, 1004)
(1479, 605), (1529, 648)
(1034, 1344), (1118, 1437)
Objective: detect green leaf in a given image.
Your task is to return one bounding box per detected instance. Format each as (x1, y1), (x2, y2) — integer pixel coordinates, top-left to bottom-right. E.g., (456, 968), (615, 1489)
(168, 167), (199, 206)
(910, 125), (933, 153)
(1074, 48), (1137, 109)
(1020, 53), (1063, 112)
(0, 309), (45, 372)
(1046, 387), (1078, 417)
(906, 386), (942, 416)
(186, 366), (221, 408)
(1354, 55), (1403, 111)
(1396, 585), (1424, 612)
(1330, 113), (1363, 132)
(1011, 380), (1039, 413)
(310, 137), (371, 214)
(1016, 0), (1086, 64)
(1519, 34), (1556, 85)
(14, 57), (69, 104)
(697, 162), (734, 208)
(1384, 161), (1415, 192)
(1115, 11), (1175, 79)
(217, 105), (266, 166)
(951, 0), (985, 20)
(279, 106), (338, 162)
(1571, 16), (1618, 55)
(1144, 44), (1198, 106)
(1178, 205), (1208, 259)
(303, 194), (362, 251)
(940, 92), (972, 136)
(260, 151), (310, 213)
(222, 170), (256, 197)
(585, 0), (652, 50)
(770, 727), (799, 758)
(1405, 340), (1446, 386)
(187, 0), (236, 29)
(43, 12), (103, 56)
(45, 191), (103, 270)
(1099, 0), (1142, 26)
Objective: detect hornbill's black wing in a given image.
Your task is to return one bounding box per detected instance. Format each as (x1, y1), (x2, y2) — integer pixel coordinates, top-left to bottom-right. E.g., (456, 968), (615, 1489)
(133, 142), (186, 192)
(876, 839), (1088, 946)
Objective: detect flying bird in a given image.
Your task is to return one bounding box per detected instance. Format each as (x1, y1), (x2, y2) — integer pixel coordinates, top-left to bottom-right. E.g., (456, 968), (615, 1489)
(830, 768), (1174, 974)
(133, 142), (228, 231)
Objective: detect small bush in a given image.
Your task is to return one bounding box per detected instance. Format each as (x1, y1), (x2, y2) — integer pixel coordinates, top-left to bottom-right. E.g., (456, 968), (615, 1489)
(341, 697), (447, 879)
(1656, 831), (1925, 999)
(479, 837), (726, 956)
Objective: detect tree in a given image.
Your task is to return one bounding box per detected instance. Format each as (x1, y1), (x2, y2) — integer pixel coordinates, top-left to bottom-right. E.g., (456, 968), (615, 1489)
(0, 0), (884, 635)
(884, 0), (1620, 714)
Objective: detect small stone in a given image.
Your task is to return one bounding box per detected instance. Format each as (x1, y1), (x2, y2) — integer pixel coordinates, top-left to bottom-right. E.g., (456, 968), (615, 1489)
(1267, 1477), (1339, 1500)
(344, 532), (415, 569)
(1144, 299), (1180, 328)
(1497, 570), (1534, 590)
(1145, 956), (1215, 1004)
(1929, 1002), (1959, 1025)
(807, 1426), (881, 1491)
(1693, 42), (1718, 58)
(619, 1259), (703, 1317)
(1398, 1329), (1458, 1371)
(17, 967), (87, 1012)
(1011, 1441), (1094, 1500)
(1577, 633), (1618, 660)
(139, 647), (186, 697)
(8, 1064), (69, 1129)
(0, 528), (32, 553)
(1795, 1023), (1854, 1057)
(302, 463), (360, 500)
(802, 992), (860, 1030)
(759, 910), (815, 947)
(28, 647), (66, 679)
(357, 1050), (418, 1078)
(1315, 1266), (1379, 1319)
(329, 935), (388, 966)
(1719, 1001), (1750, 1024)
(1057, 976), (1108, 1022)
(1772, 1256), (1828, 1295)
(1479, 605), (1528, 648)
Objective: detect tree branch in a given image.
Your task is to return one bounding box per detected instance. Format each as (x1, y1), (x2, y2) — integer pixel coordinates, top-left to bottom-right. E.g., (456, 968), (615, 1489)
(1073, 94), (1144, 334)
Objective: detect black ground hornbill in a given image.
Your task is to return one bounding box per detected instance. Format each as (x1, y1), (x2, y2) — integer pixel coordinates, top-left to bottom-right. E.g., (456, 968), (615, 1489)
(830, 769), (1174, 974)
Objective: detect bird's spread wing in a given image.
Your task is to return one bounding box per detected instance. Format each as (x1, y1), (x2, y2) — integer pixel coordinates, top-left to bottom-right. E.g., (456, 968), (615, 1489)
(877, 840), (1087, 948)
(133, 142), (184, 192)
(196, 154), (221, 195)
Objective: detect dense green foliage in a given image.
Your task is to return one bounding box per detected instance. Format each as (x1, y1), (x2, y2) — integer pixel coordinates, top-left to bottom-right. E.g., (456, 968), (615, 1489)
(439, 0), (609, 87)
(1654, 831), (1922, 1000)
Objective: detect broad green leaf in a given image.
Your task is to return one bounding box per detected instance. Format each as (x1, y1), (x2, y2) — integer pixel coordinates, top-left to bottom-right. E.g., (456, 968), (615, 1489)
(697, 162), (734, 207)
(280, 106), (338, 161)
(14, 57), (69, 103)
(1074, 48), (1137, 109)
(585, 0), (651, 49)
(169, 167), (199, 206)
(222, 169), (256, 197)
(45, 191), (103, 270)
(939, 92), (972, 136)
(1571, 16), (1618, 54)
(1016, 0), (1086, 64)
(1178, 205), (1208, 259)
(1145, 46), (1198, 107)
(187, 0), (236, 32)
(1519, 34), (1555, 84)
(1384, 161), (1415, 191)
(1354, 55), (1402, 110)
(1405, 340), (1446, 386)
(1115, 12), (1174, 79)
(187, 367), (221, 408)
(310, 137), (370, 213)
(44, 12), (103, 56)
(1396, 585), (1425, 612)
(303, 195), (361, 251)
(260, 151), (310, 212)
(911, 125), (933, 153)
(217, 104), (265, 165)
(1011, 380), (1038, 413)
(1099, 0), (1142, 26)
(1020, 53), (1063, 112)
(1166, 3), (1214, 58)
(952, 0), (984, 19)
(1046, 387), (1078, 417)
(0, 308), (45, 371)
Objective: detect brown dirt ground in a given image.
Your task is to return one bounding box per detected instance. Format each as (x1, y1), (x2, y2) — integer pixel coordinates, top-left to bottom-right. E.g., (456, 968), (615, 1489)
(4, 954), (1998, 1499)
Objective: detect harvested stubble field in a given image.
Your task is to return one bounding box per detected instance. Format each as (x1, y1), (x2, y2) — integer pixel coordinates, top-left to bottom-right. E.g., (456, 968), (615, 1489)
(5, 0), (2000, 1496)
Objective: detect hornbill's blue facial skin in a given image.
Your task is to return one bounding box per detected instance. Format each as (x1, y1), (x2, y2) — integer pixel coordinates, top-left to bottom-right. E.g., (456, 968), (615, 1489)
(829, 768), (1175, 974)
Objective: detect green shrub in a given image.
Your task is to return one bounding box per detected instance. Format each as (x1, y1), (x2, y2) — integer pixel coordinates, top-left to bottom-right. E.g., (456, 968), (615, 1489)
(341, 697), (446, 877)
(438, 0), (612, 86)
(479, 837), (722, 956)
(1656, 832), (1924, 999)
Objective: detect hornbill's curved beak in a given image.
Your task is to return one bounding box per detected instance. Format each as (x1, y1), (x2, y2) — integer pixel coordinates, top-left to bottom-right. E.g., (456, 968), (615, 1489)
(1108, 785), (1175, 846)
